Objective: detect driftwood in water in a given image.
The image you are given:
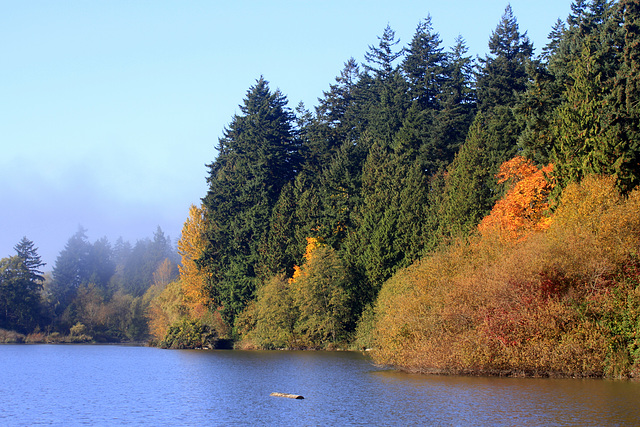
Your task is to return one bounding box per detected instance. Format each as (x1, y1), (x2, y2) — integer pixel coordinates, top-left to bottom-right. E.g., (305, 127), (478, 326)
(270, 392), (304, 399)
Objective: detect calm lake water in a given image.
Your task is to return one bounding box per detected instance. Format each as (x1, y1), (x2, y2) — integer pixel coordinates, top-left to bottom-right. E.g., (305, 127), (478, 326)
(1, 345), (640, 426)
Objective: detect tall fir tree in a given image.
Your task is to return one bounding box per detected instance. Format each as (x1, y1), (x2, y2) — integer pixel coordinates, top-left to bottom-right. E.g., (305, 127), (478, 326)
(51, 227), (92, 314)
(0, 256), (41, 332)
(202, 77), (299, 324)
(606, 0), (640, 191)
(436, 113), (501, 241)
(304, 58), (362, 177)
(14, 237), (45, 284)
(402, 15), (447, 110)
(476, 4), (534, 112)
(363, 24), (404, 80)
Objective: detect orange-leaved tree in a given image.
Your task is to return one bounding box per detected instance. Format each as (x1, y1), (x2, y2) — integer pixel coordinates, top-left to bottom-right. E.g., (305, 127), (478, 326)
(478, 156), (554, 240)
(289, 237), (325, 285)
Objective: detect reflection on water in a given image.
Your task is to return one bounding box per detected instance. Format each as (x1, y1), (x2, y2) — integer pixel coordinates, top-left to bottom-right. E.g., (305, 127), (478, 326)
(1, 345), (639, 426)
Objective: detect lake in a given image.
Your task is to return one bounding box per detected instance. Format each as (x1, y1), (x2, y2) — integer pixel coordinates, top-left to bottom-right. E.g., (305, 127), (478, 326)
(1, 345), (639, 426)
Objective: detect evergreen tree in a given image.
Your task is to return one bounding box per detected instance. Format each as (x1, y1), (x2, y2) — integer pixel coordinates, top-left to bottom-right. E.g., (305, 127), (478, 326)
(539, 0), (637, 191)
(396, 35), (476, 174)
(361, 24), (410, 145)
(315, 58), (361, 138)
(365, 71), (410, 145)
(85, 237), (115, 293)
(316, 135), (371, 249)
(345, 143), (430, 312)
(541, 19), (567, 61)
(606, 0), (640, 191)
(518, 0), (618, 164)
(0, 256), (40, 332)
(302, 60), (361, 179)
(122, 228), (175, 297)
(363, 24), (404, 80)
(436, 113), (504, 240)
(477, 5), (534, 111)
(402, 16), (447, 110)
(202, 77), (298, 324)
(51, 227), (92, 313)
(14, 236), (45, 284)
(257, 180), (298, 281)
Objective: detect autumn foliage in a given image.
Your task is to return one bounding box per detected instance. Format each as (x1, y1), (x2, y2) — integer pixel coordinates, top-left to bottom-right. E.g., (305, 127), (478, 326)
(146, 204), (229, 346)
(367, 172), (640, 378)
(177, 204), (212, 319)
(237, 236), (350, 349)
(478, 156), (555, 239)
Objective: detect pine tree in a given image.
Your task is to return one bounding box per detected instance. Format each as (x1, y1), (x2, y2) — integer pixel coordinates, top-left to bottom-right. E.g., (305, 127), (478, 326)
(85, 237), (115, 293)
(428, 36), (477, 170)
(436, 113), (503, 240)
(303, 59), (362, 177)
(346, 143), (430, 309)
(544, 0), (638, 191)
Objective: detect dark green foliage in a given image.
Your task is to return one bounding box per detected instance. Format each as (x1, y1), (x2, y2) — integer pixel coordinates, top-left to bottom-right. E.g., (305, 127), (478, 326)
(477, 5), (534, 112)
(436, 113), (503, 240)
(402, 16), (447, 110)
(364, 24), (404, 80)
(14, 237), (45, 284)
(428, 36), (477, 167)
(202, 77), (298, 323)
(518, 0), (640, 193)
(606, 0), (640, 191)
(161, 318), (217, 349)
(395, 36), (476, 175)
(365, 71), (411, 145)
(431, 7), (533, 244)
(310, 58), (362, 163)
(0, 256), (41, 333)
(344, 143), (431, 311)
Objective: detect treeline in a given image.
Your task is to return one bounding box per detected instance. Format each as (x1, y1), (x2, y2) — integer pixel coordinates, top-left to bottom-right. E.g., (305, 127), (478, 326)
(4, 1), (640, 377)
(145, 0), (640, 369)
(0, 227), (178, 342)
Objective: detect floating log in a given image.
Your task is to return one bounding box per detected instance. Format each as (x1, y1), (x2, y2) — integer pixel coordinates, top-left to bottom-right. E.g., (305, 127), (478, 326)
(270, 392), (304, 399)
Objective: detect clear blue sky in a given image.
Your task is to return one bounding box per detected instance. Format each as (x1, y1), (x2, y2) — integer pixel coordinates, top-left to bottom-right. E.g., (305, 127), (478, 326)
(1, 0), (572, 268)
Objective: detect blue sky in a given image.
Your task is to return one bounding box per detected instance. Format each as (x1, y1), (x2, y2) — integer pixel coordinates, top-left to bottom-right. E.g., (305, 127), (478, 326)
(1, 1), (572, 268)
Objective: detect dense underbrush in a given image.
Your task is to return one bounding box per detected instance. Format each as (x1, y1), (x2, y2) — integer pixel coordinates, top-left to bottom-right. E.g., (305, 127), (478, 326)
(365, 176), (640, 378)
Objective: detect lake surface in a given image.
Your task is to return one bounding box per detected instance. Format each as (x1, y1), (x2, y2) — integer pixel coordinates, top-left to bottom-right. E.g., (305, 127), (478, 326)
(1, 345), (639, 426)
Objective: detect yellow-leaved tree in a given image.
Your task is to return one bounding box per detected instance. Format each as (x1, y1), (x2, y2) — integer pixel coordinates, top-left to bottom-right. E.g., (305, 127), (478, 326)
(178, 204), (212, 319)
(145, 258), (179, 340)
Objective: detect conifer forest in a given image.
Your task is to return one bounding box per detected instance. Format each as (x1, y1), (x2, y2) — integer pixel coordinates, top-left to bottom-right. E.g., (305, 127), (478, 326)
(3, 0), (640, 378)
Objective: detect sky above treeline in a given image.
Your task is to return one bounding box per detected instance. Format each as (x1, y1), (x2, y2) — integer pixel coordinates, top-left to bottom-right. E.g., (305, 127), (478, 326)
(1, 1), (572, 269)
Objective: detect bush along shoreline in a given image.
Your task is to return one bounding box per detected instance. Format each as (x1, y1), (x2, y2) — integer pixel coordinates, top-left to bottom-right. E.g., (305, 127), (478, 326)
(364, 176), (640, 380)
